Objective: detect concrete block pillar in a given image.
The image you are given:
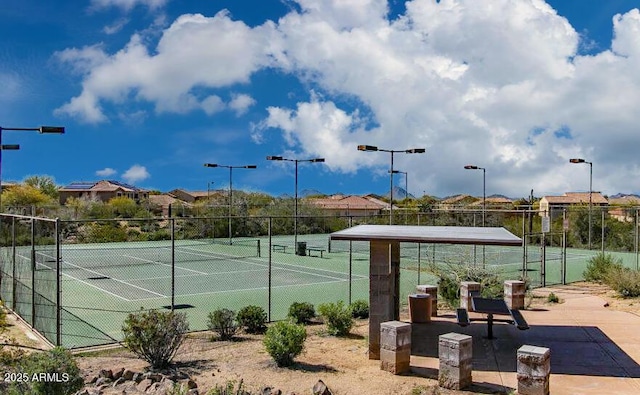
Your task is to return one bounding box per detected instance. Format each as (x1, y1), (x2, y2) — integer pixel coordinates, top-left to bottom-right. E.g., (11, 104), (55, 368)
(459, 281), (481, 311)
(438, 332), (473, 390)
(504, 280), (526, 310)
(416, 284), (438, 316)
(517, 345), (551, 395)
(380, 321), (411, 374)
(368, 240), (400, 360)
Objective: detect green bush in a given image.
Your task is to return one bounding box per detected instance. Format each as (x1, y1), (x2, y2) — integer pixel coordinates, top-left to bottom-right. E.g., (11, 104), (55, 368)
(605, 266), (640, 298)
(207, 309), (239, 340)
(206, 379), (252, 395)
(263, 320), (306, 367)
(287, 302), (315, 324)
(584, 253), (623, 283)
(350, 299), (369, 319)
(547, 292), (559, 303)
(318, 301), (354, 336)
(122, 309), (189, 369)
(428, 263), (503, 308)
(9, 346), (84, 395)
(237, 305), (267, 334)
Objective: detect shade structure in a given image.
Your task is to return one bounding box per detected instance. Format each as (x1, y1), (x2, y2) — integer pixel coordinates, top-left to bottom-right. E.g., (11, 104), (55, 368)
(330, 225), (522, 246)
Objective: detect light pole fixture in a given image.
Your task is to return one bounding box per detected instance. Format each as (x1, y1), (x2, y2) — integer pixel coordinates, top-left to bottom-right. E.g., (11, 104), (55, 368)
(204, 163), (257, 245)
(464, 165), (486, 227)
(570, 158), (593, 250)
(0, 126), (64, 212)
(359, 145), (425, 224)
(266, 155), (325, 246)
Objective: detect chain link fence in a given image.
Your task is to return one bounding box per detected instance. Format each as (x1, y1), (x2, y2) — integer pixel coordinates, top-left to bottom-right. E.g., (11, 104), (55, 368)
(1, 206), (639, 349)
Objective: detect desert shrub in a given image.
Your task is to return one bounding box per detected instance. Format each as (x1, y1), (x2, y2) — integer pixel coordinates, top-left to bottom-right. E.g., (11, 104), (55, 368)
(584, 253), (623, 283)
(350, 299), (369, 319)
(237, 305), (267, 334)
(206, 379), (253, 395)
(8, 346), (84, 395)
(547, 292), (559, 303)
(122, 309), (189, 369)
(605, 266), (640, 297)
(207, 309), (239, 340)
(287, 302), (315, 324)
(318, 301), (354, 336)
(263, 320), (306, 367)
(427, 263), (503, 308)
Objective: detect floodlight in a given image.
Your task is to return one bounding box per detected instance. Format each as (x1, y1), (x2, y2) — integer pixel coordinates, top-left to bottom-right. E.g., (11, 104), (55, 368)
(39, 126), (65, 134)
(569, 158), (585, 164)
(357, 145), (378, 151)
(266, 156), (283, 161)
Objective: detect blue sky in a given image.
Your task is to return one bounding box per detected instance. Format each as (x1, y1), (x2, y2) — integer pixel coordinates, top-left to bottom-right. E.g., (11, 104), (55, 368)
(2, 0), (640, 199)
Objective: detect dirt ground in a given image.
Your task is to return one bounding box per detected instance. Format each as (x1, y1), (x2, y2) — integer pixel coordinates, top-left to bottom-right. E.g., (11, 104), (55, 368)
(4, 282), (640, 395)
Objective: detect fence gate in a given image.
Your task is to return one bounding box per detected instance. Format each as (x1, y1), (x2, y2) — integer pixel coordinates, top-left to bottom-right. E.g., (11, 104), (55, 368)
(524, 232), (566, 287)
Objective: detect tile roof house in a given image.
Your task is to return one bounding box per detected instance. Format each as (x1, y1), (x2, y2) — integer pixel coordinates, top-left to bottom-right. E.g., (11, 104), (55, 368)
(437, 194), (478, 209)
(539, 192), (608, 216)
(167, 189), (213, 204)
(59, 180), (149, 205)
(607, 195), (640, 222)
(308, 194), (388, 216)
(469, 196), (514, 209)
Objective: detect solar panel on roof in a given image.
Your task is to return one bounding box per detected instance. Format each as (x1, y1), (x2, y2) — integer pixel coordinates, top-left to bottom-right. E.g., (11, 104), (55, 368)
(63, 182), (96, 190)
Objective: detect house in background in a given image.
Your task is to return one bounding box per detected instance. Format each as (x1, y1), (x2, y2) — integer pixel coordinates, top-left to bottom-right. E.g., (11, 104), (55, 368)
(308, 194), (388, 216)
(167, 189), (217, 204)
(437, 194), (477, 210)
(538, 192), (609, 217)
(607, 194), (640, 222)
(469, 196), (514, 209)
(59, 180), (149, 205)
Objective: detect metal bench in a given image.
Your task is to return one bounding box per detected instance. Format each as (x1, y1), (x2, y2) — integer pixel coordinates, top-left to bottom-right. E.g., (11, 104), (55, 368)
(272, 244), (287, 253)
(306, 246), (326, 257)
(509, 309), (530, 330)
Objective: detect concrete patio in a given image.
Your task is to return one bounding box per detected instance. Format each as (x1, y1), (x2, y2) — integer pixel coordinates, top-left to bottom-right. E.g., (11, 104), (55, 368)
(407, 285), (640, 394)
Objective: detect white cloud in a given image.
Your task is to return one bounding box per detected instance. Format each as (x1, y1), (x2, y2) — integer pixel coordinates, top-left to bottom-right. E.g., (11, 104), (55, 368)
(90, 0), (167, 12)
(57, 0), (640, 196)
(96, 168), (117, 177)
(229, 93), (256, 116)
(122, 165), (150, 184)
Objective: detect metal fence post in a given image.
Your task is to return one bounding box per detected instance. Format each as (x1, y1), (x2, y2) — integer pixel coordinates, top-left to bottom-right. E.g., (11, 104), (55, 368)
(31, 218), (36, 327)
(348, 240), (352, 305)
(171, 218), (175, 311)
(268, 217), (272, 322)
(601, 209), (605, 255)
(55, 218), (61, 347)
(11, 217), (16, 310)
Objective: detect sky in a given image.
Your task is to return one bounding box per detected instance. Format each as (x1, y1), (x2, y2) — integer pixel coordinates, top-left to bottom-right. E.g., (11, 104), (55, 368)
(2, 0), (640, 199)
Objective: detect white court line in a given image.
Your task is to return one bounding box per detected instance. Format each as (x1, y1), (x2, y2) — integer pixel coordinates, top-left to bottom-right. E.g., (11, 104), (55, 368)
(27, 255), (131, 302)
(34, 253), (166, 298)
(132, 268), (267, 282)
(123, 255), (208, 275)
(131, 276), (370, 301)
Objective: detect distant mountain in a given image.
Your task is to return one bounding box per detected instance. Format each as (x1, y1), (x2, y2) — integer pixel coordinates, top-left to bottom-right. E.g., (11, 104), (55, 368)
(609, 193), (640, 199)
(300, 189), (324, 197)
(385, 186), (415, 200)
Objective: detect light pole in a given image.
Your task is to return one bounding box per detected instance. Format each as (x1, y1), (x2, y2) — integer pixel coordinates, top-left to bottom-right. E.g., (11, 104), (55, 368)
(207, 181), (214, 201)
(204, 163), (256, 245)
(390, 170), (408, 224)
(0, 126), (64, 212)
(464, 165), (486, 227)
(570, 158), (593, 249)
(266, 155), (325, 246)
(358, 145), (425, 224)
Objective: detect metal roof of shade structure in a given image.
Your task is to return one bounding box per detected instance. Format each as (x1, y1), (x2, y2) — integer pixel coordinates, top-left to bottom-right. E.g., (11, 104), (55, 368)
(330, 225), (522, 246)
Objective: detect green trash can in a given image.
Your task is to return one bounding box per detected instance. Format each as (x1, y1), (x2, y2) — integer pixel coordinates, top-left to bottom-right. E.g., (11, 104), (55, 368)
(296, 242), (307, 256)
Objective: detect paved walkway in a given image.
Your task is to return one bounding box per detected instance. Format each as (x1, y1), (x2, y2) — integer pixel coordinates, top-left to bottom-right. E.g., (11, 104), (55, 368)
(409, 285), (640, 394)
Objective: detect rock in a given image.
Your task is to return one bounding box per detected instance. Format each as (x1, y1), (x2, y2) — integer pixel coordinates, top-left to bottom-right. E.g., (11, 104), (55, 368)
(98, 369), (113, 379)
(312, 379), (332, 395)
(137, 378), (153, 392)
(112, 367), (125, 381)
(187, 389), (199, 395)
(145, 372), (163, 382)
(133, 373), (144, 383)
(75, 390), (90, 395)
(94, 377), (109, 387)
(186, 379), (198, 389)
(87, 375), (98, 384)
(261, 387), (274, 395)
(112, 377), (126, 387)
(122, 369), (136, 381)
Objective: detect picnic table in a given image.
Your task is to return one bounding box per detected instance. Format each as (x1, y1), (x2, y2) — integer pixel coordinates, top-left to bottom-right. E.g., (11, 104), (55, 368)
(456, 296), (529, 339)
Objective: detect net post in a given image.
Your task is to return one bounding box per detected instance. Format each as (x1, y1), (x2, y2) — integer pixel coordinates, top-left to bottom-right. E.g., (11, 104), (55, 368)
(31, 218), (36, 327)
(55, 218), (62, 347)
